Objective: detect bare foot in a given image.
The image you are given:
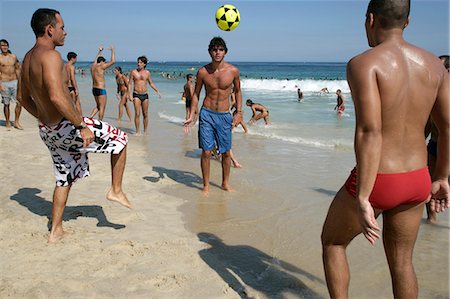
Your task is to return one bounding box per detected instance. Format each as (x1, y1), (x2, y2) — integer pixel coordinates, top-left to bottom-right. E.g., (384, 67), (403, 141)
(5, 122), (12, 130)
(232, 161), (242, 168)
(426, 216), (437, 224)
(134, 132), (142, 136)
(221, 184), (233, 192)
(107, 189), (132, 208)
(48, 229), (69, 243)
(14, 123), (23, 130)
(202, 186), (210, 196)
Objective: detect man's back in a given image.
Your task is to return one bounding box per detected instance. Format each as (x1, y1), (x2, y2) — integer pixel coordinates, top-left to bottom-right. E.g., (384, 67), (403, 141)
(348, 39), (447, 173)
(91, 63), (105, 88)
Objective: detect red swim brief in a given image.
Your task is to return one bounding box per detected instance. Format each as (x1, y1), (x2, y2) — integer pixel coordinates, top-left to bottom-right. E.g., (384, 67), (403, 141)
(344, 167), (431, 210)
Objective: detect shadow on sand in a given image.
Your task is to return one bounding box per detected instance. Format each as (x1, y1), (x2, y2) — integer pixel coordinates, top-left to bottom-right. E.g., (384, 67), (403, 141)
(10, 187), (125, 231)
(198, 232), (325, 299)
(143, 166), (221, 190)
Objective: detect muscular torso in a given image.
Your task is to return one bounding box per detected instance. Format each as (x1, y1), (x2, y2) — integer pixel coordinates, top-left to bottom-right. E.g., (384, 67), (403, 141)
(0, 53), (18, 81)
(91, 63), (105, 88)
(22, 47), (72, 126)
(200, 63), (236, 112)
(357, 41), (445, 172)
(130, 69), (150, 93)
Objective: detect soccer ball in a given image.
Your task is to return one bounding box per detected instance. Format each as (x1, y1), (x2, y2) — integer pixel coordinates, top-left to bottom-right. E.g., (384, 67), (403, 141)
(215, 4), (240, 31)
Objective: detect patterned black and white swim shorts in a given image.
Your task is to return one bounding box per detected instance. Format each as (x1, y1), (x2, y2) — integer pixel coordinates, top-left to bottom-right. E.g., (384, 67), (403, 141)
(39, 117), (128, 186)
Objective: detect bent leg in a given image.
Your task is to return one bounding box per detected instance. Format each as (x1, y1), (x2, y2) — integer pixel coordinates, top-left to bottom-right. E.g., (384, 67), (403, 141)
(49, 185), (71, 243)
(107, 146), (131, 208)
(321, 187), (381, 298)
(383, 203), (424, 299)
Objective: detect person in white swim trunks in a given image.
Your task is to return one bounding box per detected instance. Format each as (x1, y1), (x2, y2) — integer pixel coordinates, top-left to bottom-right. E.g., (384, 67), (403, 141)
(20, 8), (132, 243)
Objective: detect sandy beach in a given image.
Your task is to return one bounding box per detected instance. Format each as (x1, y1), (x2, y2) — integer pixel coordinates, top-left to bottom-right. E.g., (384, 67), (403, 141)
(0, 111), (240, 298)
(1, 71), (449, 299)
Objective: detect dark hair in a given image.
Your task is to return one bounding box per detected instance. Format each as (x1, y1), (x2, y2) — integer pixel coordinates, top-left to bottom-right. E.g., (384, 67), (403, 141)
(208, 36), (228, 53)
(115, 66), (123, 74)
(0, 39), (9, 46)
(97, 56), (106, 63)
(367, 0), (410, 29)
(31, 8), (60, 37)
(439, 55), (449, 69)
(67, 52), (77, 60)
(138, 56), (148, 66)
(246, 99), (253, 105)
(186, 74), (193, 80)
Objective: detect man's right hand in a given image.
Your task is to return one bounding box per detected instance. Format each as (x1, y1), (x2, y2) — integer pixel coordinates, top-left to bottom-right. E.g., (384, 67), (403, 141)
(80, 127), (95, 148)
(183, 117), (193, 133)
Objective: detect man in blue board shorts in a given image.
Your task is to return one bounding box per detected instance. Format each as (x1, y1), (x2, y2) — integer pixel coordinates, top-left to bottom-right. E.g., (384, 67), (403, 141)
(184, 37), (243, 194)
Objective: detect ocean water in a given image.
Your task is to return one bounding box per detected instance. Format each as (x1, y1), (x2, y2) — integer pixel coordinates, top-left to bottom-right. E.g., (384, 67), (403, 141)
(74, 61), (448, 298)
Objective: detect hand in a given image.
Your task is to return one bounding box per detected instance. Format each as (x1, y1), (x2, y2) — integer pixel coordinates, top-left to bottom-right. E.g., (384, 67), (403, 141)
(232, 112), (243, 127)
(430, 179), (450, 213)
(99, 46), (104, 51)
(183, 117), (193, 133)
(80, 127), (95, 148)
(357, 200), (380, 245)
(108, 45), (114, 51)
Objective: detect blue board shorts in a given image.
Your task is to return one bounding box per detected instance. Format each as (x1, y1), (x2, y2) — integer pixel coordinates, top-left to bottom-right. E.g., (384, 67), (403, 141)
(198, 107), (232, 154)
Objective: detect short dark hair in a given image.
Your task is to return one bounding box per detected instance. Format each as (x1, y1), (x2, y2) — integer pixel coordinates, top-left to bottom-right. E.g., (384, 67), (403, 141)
(186, 74), (193, 80)
(208, 36), (228, 53)
(31, 8), (60, 37)
(67, 52), (77, 60)
(367, 0), (410, 29)
(439, 55), (449, 69)
(97, 56), (106, 63)
(246, 99), (253, 105)
(0, 39), (9, 46)
(138, 56), (148, 66)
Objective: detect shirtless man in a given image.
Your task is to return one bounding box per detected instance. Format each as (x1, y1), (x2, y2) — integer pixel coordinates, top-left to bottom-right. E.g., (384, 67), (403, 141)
(321, 1), (449, 298)
(65, 51), (82, 114)
(20, 9), (131, 243)
(89, 45), (115, 120)
(128, 56), (161, 135)
(246, 99), (270, 125)
(184, 37), (243, 193)
(0, 39), (22, 130)
(183, 73), (197, 125)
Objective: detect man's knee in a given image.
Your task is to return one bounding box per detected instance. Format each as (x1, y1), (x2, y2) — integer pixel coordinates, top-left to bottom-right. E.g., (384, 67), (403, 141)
(202, 150), (211, 158)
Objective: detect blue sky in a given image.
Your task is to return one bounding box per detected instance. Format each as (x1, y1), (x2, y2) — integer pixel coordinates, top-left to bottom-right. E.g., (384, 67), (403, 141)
(0, 0), (448, 62)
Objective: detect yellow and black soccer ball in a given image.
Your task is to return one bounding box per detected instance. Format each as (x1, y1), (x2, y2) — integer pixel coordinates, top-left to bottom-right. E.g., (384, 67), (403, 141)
(215, 4), (240, 31)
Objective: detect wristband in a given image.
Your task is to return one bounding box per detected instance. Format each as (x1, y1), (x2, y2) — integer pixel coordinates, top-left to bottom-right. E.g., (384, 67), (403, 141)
(75, 121), (87, 130)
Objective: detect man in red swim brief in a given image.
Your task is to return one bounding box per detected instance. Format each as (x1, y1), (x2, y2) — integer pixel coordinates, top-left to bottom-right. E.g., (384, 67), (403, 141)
(344, 167), (432, 210)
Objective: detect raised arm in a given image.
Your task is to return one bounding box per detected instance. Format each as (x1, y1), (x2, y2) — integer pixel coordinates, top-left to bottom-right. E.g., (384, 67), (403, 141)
(347, 55), (382, 244)
(93, 46), (103, 64)
(103, 46), (115, 69)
